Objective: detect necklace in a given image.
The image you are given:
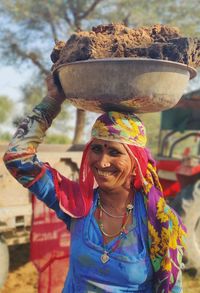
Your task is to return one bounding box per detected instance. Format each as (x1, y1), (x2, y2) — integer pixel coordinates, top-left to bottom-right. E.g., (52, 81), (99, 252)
(98, 200), (124, 218)
(97, 197), (134, 263)
(100, 233), (126, 264)
(99, 208), (129, 238)
(98, 197), (134, 219)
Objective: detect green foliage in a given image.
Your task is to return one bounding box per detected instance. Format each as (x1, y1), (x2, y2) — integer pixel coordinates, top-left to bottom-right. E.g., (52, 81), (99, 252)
(0, 95), (13, 123)
(50, 100), (74, 134)
(99, 0), (200, 35)
(0, 0), (107, 142)
(21, 76), (46, 112)
(0, 131), (11, 142)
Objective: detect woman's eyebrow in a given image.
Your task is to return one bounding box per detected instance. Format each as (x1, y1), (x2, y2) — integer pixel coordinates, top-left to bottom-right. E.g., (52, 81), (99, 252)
(91, 143), (124, 152)
(91, 143), (102, 148)
(107, 146), (123, 152)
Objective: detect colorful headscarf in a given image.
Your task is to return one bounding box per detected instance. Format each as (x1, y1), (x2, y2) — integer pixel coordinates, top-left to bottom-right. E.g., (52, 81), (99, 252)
(91, 111), (147, 147)
(52, 111), (186, 292)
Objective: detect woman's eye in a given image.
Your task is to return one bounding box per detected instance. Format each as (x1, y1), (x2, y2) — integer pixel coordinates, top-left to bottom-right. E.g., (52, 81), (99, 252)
(109, 149), (121, 156)
(91, 145), (102, 153)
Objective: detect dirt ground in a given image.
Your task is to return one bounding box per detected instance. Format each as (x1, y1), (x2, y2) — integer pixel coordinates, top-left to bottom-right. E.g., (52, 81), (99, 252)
(0, 244), (38, 293)
(0, 244), (200, 293)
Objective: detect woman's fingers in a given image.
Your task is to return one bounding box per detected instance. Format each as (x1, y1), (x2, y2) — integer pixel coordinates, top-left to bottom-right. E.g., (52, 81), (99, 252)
(45, 74), (66, 102)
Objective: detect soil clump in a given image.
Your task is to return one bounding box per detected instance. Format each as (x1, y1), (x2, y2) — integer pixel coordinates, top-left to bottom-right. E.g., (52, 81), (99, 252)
(51, 23), (200, 69)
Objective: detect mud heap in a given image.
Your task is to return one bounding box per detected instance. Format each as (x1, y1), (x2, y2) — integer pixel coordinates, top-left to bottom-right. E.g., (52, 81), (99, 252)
(51, 23), (200, 69)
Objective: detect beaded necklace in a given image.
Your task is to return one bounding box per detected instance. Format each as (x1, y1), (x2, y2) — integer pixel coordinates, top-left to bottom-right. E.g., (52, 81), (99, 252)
(97, 197), (134, 263)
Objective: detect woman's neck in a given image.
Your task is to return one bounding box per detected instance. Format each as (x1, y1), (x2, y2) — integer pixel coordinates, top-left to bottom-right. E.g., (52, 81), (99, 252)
(98, 187), (134, 211)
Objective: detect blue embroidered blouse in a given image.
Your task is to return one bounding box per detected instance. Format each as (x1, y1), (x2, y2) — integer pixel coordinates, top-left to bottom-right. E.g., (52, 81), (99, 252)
(30, 171), (154, 292)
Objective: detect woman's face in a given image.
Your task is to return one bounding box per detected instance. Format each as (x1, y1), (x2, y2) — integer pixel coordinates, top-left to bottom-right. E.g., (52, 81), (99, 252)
(88, 139), (135, 191)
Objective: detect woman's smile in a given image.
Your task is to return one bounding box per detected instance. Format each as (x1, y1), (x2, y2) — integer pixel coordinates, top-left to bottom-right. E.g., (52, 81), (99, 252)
(96, 169), (115, 177)
(88, 139), (135, 190)
(95, 167), (118, 179)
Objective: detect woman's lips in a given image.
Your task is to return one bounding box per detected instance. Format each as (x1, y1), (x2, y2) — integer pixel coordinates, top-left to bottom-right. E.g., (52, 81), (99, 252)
(96, 168), (116, 177)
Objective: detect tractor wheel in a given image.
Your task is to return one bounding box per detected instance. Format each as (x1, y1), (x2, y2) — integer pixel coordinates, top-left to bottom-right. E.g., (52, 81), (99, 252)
(169, 180), (200, 275)
(0, 236), (9, 288)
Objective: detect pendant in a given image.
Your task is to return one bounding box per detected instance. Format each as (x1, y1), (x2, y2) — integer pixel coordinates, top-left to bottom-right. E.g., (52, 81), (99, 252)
(101, 252), (110, 264)
(126, 203), (134, 212)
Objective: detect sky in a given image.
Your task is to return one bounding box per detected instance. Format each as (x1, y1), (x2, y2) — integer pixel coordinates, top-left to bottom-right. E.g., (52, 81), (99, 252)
(0, 66), (30, 101)
(0, 65), (32, 133)
(0, 64), (96, 139)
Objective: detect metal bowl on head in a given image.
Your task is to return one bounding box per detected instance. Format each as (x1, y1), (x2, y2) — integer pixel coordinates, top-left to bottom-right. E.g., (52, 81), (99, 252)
(54, 58), (197, 113)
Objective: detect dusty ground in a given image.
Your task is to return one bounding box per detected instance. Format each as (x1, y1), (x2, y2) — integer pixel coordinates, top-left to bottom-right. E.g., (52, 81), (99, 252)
(0, 244), (200, 293)
(0, 244), (38, 293)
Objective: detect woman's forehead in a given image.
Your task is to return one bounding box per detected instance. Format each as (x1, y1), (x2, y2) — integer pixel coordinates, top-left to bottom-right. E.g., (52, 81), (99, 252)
(91, 138), (125, 149)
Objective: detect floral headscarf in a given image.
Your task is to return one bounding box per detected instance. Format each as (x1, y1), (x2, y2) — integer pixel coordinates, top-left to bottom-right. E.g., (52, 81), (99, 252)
(91, 111), (147, 147)
(54, 111), (186, 292)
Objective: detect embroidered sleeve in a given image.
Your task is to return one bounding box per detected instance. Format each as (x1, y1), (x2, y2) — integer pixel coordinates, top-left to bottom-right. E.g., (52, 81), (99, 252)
(3, 96), (71, 226)
(3, 96), (61, 188)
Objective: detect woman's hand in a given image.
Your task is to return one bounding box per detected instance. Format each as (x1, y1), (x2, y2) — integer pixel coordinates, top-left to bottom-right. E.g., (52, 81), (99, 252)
(46, 74), (66, 104)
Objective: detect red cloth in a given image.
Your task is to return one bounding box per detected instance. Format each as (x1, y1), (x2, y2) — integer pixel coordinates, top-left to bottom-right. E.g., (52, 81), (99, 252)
(31, 196), (70, 292)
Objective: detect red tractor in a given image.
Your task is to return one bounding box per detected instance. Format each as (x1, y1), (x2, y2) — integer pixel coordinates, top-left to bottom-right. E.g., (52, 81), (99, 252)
(156, 89), (200, 275)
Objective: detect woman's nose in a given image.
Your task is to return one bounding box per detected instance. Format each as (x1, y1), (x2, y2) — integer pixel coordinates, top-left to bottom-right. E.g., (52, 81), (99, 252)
(98, 154), (111, 168)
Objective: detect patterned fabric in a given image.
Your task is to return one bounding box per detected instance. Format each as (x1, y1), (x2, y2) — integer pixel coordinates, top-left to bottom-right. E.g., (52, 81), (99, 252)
(3, 98), (185, 293)
(91, 111), (147, 147)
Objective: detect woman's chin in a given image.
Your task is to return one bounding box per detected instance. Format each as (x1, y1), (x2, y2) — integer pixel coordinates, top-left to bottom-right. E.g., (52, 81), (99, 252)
(96, 180), (118, 192)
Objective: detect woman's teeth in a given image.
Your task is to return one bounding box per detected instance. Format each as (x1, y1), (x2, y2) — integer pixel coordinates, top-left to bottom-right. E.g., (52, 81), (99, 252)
(97, 170), (113, 177)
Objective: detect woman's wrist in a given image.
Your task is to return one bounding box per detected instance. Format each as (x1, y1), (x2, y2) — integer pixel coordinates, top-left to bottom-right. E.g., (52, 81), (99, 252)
(33, 96), (62, 126)
(46, 74), (66, 104)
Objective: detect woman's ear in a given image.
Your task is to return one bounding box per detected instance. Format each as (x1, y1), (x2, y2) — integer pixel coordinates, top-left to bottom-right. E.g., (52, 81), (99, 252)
(131, 168), (136, 176)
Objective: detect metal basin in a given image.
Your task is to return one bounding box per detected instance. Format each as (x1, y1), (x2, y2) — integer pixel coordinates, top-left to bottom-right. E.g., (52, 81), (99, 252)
(54, 58), (197, 113)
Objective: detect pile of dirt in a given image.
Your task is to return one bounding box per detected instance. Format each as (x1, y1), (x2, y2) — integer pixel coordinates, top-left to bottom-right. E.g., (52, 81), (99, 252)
(51, 23), (200, 69)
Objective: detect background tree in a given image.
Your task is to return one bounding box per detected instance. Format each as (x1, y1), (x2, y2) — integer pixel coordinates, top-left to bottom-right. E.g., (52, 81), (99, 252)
(101, 0), (200, 36)
(0, 95), (13, 142)
(0, 96), (13, 123)
(0, 0), (106, 143)
(0, 0), (199, 143)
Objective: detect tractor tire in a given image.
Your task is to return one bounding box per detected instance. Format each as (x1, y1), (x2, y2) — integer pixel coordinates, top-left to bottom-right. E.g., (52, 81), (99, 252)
(0, 236), (9, 288)
(169, 180), (200, 275)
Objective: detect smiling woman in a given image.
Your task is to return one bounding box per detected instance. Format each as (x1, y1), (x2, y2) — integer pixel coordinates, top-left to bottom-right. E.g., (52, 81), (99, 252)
(3, 74), (186, 293)
(88, 139), (133, 191)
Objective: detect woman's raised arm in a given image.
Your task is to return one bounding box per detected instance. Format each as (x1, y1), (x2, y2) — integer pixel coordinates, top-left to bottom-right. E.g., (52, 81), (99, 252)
(3, 75), (70, 224)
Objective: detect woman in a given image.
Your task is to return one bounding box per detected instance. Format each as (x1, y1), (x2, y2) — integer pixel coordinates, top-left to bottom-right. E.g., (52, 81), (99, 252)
(3, 75), (186, 293)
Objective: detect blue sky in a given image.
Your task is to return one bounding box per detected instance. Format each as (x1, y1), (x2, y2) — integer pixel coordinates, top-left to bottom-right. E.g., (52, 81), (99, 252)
(0, 65), (32, 133)
(0, 66), (30, 101)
